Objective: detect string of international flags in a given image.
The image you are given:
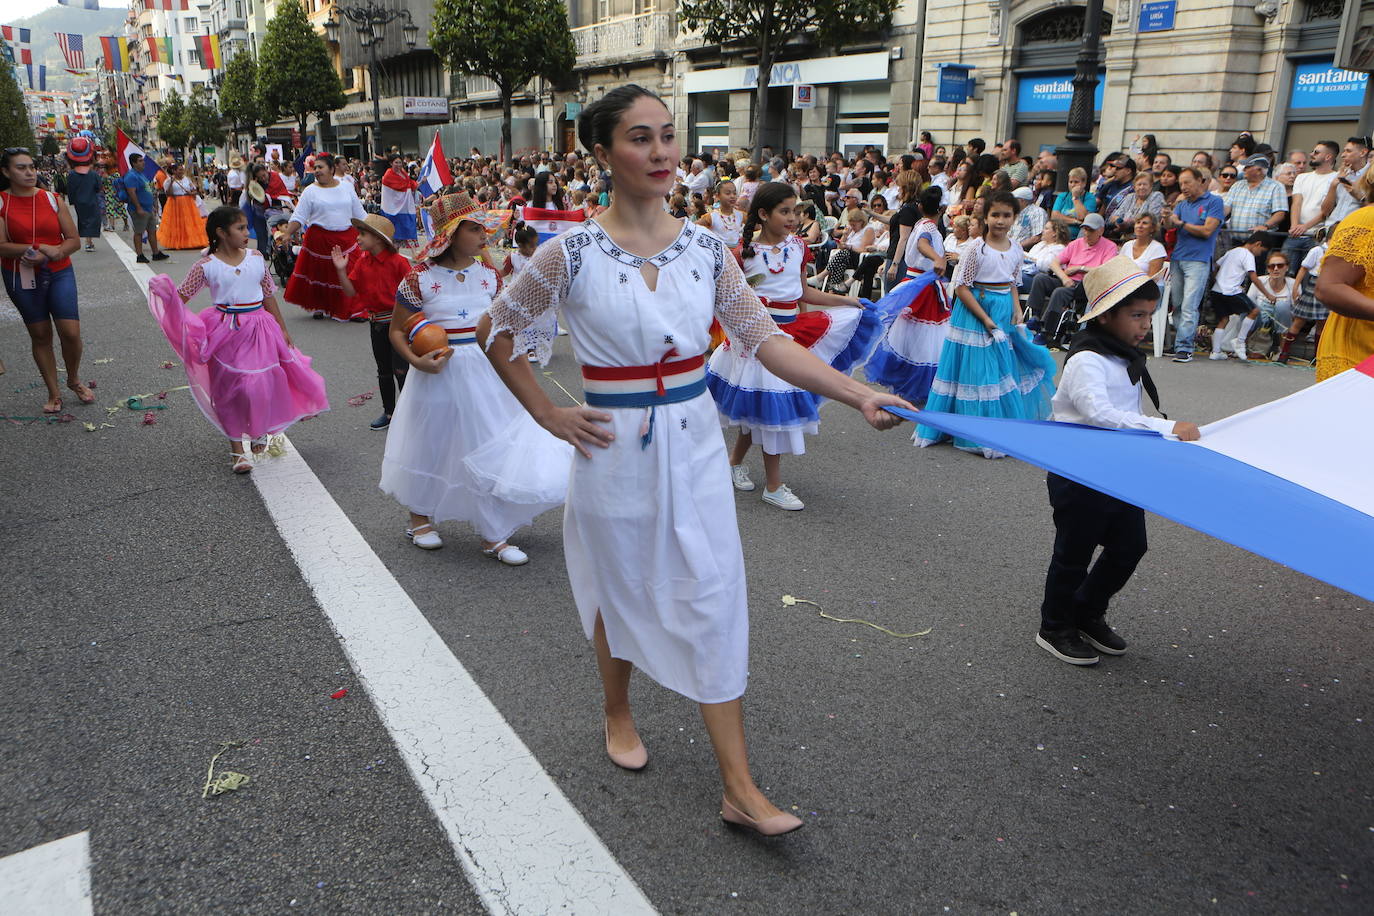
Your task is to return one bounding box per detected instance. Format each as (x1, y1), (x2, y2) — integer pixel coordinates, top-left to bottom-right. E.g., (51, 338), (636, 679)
(2, 28), (221, 84)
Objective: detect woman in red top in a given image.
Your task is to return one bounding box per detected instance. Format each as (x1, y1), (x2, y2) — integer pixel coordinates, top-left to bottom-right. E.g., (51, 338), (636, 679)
(0, 148), (91, 413)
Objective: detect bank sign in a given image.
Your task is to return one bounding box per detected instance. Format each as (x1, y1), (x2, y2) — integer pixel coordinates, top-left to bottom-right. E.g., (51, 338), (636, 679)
(1016, 71), (1105, 114)
(1290, 61), (1368, 110)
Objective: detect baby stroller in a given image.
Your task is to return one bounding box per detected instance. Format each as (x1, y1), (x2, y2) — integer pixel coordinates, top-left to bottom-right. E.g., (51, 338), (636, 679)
(269, 236), (297, 288)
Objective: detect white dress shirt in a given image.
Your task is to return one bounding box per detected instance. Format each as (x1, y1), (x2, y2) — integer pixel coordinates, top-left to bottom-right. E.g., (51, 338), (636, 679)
(1051, 351), (1173, 434)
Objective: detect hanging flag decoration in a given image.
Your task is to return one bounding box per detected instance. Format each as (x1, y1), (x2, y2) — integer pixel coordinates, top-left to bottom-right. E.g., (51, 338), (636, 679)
(143, 0), (191, 10)
(26, 64), (47, 91)
(100, 36), (131, 71)
(884, 355), (1374, 603)
(56, 32), (85, 70)
(58, 0), (103, 9)
(2, 26), (33, 65)
(147, 37), (173, 65)
(194, 34), (221, 69)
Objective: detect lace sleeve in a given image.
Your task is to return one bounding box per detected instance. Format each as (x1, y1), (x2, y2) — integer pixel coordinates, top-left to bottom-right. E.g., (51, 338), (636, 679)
(177, 257), (211, 301)
(486, 237), (569, 364)
(258, 253), (277, 298)
(1323, 214), (1374, 276)
(952, 239), (982, 289)
(713, 243), (784, 358)
(395, 265), (426, 312)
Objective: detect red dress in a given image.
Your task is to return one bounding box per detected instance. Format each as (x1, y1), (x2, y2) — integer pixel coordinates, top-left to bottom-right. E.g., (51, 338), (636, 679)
(283, 180), (366, 319)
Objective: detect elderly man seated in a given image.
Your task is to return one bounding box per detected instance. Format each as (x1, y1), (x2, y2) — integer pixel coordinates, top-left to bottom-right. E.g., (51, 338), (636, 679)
(1024, 212), (1120, 346)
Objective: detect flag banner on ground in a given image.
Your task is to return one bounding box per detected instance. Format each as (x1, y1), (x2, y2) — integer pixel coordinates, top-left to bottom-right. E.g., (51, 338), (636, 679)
(519, 206), (587, 245)
(884, 356), (1374, 603)
(56, 32), (85, 69)
(100, 36), (130, 71)
(115, 127), (160, 179)
(58, 0), (102, 9)
(415, 130), (453, 237)
(147, 37), (173, 65)
(194, 34), (220, 69)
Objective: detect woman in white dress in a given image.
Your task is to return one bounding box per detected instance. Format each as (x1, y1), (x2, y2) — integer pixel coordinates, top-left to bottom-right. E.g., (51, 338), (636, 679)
(479, 86), (910, 836)
(382, 193), (570, 562)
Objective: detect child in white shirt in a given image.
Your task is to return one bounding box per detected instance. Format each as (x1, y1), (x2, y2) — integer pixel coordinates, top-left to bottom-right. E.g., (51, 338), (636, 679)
(1038, 256), (1201, 666)
(1209, 232), (1271, 361)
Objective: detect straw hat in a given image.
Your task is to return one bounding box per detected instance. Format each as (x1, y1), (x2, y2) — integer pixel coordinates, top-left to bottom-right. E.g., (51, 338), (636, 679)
(229, 153), (244, 169)
(415, 191), (506, 261)
(1081, 256), (1164, 324)
(246, 180), (266, 204)
(350, 213), (398, 253)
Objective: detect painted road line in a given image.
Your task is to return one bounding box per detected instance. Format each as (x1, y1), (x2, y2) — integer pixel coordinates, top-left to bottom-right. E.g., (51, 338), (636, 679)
(0, 831), (93, 915)
(249, 439), (657, 916)
(105, 233), (156, 288)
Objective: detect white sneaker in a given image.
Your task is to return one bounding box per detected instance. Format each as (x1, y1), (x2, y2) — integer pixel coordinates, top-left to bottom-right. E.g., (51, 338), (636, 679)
(1233, 338), (1249, 361)
(1208, 351), (1228, 360)
(762, 484), (804, 510)
(730, 464), (755, 492)
(407, 525), (443, 550)
(484, 542), (529, 566)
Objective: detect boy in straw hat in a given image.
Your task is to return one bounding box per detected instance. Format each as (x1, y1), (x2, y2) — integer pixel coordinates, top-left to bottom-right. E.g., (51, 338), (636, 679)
(332, 214), (413, 429)
(1037, 256), (1202, 666)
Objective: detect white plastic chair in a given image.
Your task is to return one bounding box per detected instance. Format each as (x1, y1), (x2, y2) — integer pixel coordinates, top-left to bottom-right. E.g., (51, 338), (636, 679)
(1152, 262), (1172, 358)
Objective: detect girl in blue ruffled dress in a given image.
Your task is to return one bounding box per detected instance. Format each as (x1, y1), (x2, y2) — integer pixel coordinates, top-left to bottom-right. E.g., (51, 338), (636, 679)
(914, 190), (1057, 458)
(707, 182), (882, 510)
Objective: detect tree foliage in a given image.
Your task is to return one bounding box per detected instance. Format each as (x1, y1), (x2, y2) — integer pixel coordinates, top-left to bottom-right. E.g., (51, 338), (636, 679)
(158, 87), (189, 153)
(256, 0), (344, 135)
(40, 134), (60, 157)
(678, 0), (898, 161)
(430, 0), (576, 165)
(218, 51), (261, 135)
(184, 86), (225, 149)
(0, 54), (37, 152)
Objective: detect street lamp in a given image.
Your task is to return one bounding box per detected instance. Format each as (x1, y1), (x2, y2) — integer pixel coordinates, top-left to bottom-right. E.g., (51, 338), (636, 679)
(1054, 0), (1104, 194)
(325, 2), (418, 159)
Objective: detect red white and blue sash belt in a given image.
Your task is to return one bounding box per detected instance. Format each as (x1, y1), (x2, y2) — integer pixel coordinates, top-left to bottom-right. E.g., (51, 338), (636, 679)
(581, 351), (706, 409)
(444, 325), (478, 346)
(216, 301), (262, 329)
(761, 297), (799, 325)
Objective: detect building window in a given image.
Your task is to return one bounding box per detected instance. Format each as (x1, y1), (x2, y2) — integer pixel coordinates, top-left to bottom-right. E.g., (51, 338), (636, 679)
(188, 49), (200, 66)
(185, 16), (198, 30)
(1303, 0), (1342, 21)
(236, 1), (243, 17)
(1020, 6), (1114, 43)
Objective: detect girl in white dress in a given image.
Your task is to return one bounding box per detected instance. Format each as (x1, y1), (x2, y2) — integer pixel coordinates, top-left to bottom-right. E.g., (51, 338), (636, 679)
(696, 180), (743, 251)
(707, 182), (882, 510)
(480, 86), (910, 836)
(381, 192), (570, 562)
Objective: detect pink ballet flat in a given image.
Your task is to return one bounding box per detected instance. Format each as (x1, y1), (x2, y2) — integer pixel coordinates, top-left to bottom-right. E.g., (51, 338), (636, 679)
(720, 797), (803, 836)
(604, 719), (647, 771)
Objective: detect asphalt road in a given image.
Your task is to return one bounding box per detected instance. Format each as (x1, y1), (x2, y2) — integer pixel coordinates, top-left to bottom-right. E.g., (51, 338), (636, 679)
(2, 236), (1369, 915)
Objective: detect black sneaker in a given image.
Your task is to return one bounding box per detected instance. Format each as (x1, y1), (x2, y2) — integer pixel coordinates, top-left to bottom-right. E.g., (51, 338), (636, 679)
(369, 413), (391, 430)
(1078, 617), (1127, 655)
(135, 254), (150, 263)
(151, 252), (170, 261)
(1036, 627), (1100, 665)
(1172, 350), (1193, 363)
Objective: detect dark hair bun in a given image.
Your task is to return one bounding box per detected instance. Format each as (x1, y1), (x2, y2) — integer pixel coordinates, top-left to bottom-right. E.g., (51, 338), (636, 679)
(578, 85), (665, 156)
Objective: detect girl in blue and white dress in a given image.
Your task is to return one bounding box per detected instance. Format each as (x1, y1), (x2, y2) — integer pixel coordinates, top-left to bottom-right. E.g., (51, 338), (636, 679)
(479, 86), (910, 836)
(706, 182), (882, 510)
(914, 190), (1057, 458)
(865, 186), (951, 405)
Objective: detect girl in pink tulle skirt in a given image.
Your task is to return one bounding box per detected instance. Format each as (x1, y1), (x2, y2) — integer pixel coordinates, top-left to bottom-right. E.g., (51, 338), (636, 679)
(147, 206), (329, 474)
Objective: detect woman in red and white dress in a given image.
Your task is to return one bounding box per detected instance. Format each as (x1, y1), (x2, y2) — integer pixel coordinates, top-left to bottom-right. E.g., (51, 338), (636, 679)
(279, 152), (366, 320)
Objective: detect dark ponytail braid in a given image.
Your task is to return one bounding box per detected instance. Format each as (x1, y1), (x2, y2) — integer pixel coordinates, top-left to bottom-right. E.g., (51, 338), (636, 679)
(739, 181), (797, 260)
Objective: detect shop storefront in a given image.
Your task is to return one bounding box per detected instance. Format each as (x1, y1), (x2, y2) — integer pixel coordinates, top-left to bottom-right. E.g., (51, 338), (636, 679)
(1011, 70), (1104, 157)
(1280, 59), (1369, 155)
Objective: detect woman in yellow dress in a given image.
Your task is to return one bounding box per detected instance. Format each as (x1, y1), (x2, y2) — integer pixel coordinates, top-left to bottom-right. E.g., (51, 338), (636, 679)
(1314, 169), (1374, 381)
(156, 161), (209, 250)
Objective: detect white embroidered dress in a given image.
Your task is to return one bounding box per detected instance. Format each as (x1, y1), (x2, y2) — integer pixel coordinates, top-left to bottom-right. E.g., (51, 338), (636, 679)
(487, 218), (782, 703)
(380, 259), (571, 540)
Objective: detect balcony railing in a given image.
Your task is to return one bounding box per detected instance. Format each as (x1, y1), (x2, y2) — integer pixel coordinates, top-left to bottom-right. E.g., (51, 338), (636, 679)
(571, 12), (677, 69)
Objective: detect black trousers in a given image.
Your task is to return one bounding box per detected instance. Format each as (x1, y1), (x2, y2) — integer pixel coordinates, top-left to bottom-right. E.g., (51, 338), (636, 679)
(1025, 271), (1063, 317)
(1042, 283), (1088, 342)
(1040, 473), (1148, 631)
(368, 319), (408, 416)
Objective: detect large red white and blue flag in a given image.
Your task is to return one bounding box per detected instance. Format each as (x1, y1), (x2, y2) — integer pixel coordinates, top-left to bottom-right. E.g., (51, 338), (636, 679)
(519, 206), (586, 246)
(886, 355), (1374, 602)
(56, 32), (85, 69)
(115, 127), (159, 179)
(416, 130), (453, 237)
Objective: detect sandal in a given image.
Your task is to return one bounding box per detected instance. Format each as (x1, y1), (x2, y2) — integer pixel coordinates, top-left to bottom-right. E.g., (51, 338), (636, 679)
(42, 397), (62, 415)
(68, 383), (96, 405)
(231, 452), (253, 474)
(250, 435), (270, 454)
(482, 542), (529, 566)
(407, 523), (443, 550)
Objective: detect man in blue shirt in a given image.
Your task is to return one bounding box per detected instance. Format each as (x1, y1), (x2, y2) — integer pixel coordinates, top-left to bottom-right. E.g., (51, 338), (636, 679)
(1166, 166), (1224, 362)
(122, 153), (168, 263)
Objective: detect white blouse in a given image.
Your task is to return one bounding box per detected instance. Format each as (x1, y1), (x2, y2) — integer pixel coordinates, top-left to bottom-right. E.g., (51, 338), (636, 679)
(177, 250), (276, 305)
(1025, 240), (1065, 272)
(905, 218), (944, 272)
(742, 235), (807, 302)
(292, 181), (365, 231)
(707, 209), (743, 248)
(1119, 238), (1166, 274)
(397, 259), (500, 325)
(953, 237), (1022, 287)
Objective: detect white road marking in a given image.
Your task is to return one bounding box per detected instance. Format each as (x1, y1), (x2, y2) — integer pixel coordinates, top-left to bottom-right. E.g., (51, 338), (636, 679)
(110, 234), (655, 914)
(0, 832), (93, 915)
(250, 441), (657, 915)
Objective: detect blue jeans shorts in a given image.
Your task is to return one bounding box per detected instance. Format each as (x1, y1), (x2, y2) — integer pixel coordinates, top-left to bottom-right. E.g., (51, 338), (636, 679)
(4, 264), (80, 324)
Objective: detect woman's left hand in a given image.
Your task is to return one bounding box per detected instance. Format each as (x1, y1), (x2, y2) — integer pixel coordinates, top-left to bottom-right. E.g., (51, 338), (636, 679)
(36, 244), (62, 261)
(859, 391), (915, 430)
